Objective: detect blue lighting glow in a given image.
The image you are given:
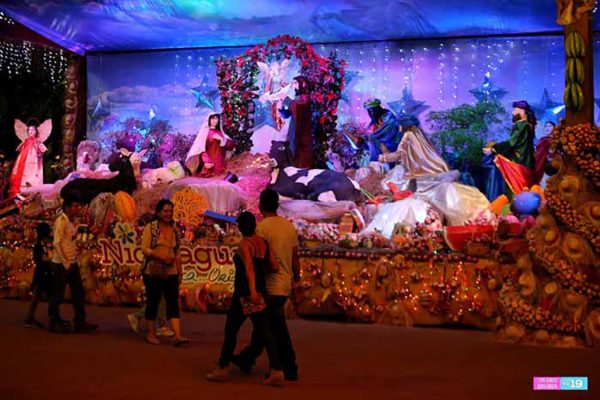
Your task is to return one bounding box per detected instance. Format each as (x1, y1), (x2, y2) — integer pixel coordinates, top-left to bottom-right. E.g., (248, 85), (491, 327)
(86, 36), (600, 146)
(1, 1), (598, 53)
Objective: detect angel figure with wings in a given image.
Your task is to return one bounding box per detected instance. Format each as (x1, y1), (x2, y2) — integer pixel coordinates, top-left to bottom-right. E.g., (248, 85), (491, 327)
(257, 58), (293, 132)
(258, 58), (291, 100)
(8, 118), (52, 198)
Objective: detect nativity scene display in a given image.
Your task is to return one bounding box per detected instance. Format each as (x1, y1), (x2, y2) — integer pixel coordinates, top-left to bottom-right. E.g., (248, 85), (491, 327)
(0, 12), (599, 354)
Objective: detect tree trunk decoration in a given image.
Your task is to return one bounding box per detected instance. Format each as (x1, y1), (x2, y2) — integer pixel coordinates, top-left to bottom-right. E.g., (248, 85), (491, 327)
(497, 3), (598, 348)
(61, 56), (82, 175)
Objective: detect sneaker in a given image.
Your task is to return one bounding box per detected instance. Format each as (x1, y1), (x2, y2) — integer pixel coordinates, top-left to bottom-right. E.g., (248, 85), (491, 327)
(262, 370), (284, 387)
(73, 321), (98, 333)
(24, 318), (44, 329)
(206, 366), (230, 382)
(231, 354), (253, 374)
(146, 335), (160, 345)
(264, 370), (298, 381)
(156, 326), (174, 337)
(127, 313), (140, 334)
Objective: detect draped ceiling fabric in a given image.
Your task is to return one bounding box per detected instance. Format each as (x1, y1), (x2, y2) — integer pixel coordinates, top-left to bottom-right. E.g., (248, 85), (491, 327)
(1, 1), (598, 53)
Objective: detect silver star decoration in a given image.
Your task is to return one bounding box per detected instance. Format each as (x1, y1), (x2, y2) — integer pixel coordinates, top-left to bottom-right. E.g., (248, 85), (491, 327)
(469, 72), (507, 103)
(387, 86), (429, 116)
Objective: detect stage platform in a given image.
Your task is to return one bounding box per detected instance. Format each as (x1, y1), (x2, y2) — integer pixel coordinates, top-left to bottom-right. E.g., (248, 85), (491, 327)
(0, 300), (596, 400)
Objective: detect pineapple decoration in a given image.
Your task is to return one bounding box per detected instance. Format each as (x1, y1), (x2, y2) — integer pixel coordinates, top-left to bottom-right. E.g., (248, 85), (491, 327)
(497, 1), (599, 347)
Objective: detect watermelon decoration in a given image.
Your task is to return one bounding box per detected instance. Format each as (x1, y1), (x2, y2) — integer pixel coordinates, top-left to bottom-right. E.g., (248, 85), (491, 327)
(443, 225), (495, 252)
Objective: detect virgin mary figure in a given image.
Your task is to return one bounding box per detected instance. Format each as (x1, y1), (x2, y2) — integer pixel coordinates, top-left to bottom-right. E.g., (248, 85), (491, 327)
(185, 113), (234, 177)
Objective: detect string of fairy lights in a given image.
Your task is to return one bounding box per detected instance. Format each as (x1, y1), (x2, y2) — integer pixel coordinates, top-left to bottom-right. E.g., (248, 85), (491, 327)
(300, 252), (488, 323)
(95, 33), (597, 133)
(0, 38), (68, 85)
(314, 37), (570, 123)
(0, 12), (68, 85)
(437, 43), (446, 107)
(0, 10), (15, 25)
(549, 40), (559, 101)
(521, 39), (529, 99)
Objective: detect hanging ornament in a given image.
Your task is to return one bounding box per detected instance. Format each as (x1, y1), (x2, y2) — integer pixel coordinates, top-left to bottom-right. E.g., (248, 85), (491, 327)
(387, 86), (429, 116)
(469, 72), (508, 103)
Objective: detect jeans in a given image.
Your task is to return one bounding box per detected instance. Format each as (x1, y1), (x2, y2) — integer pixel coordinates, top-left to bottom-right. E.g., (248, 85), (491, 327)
(143, 275), (180, 320)
(218, 294), (282, 370)
(238, 295), (297, 375)
(48, 263), (87, 325)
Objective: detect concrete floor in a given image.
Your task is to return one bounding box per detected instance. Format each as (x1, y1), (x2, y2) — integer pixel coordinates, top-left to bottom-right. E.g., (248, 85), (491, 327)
(0, 299), (597, 400)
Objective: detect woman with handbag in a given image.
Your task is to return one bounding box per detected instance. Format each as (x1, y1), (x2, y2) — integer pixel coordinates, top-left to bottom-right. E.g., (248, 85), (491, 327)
(206, 211), (284, 386)
(141, 199), (189, 346)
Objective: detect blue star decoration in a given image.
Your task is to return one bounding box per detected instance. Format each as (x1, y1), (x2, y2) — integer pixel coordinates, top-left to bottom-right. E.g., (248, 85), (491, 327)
(191, 76), (220, 110)
(469, 72), (507, 103)
(387, 86), (429, 116)
(341, 70), (361, 103)
(532, 89), (565, 124)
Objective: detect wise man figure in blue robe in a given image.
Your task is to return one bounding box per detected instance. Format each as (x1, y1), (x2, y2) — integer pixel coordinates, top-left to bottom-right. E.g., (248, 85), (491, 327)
(363, 99), (402, 162)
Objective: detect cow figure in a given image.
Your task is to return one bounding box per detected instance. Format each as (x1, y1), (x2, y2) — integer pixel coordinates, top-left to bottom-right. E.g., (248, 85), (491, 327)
(268, 141), (361, 202)
(60, 151), (137, 204)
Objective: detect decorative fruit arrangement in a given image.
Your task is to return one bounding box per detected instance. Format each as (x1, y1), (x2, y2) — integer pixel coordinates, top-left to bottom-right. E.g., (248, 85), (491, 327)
(545, 189), (600, 252)
(292, 219), (340, 244)
(564, 31), (586, 112)
(552, 124), (600, 189)
(499, 285), (584, 335)
(443, 225), (495, 252)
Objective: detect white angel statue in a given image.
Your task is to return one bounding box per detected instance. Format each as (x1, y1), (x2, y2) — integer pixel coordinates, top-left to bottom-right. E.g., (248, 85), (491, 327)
(249, 58), (295, 154)
(257, 58), (292, 103)
(8, 118), (52, 198)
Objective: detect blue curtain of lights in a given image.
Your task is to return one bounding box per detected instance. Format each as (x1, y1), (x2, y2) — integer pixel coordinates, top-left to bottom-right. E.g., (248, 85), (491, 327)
(87, 35), (600, 143)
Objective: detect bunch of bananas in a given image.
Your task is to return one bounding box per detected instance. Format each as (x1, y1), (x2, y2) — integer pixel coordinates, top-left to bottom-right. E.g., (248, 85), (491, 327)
(564, 32), (586, 111)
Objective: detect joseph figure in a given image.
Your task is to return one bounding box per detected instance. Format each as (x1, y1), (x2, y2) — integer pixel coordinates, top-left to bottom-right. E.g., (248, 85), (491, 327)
(484, 100), (536, 197)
